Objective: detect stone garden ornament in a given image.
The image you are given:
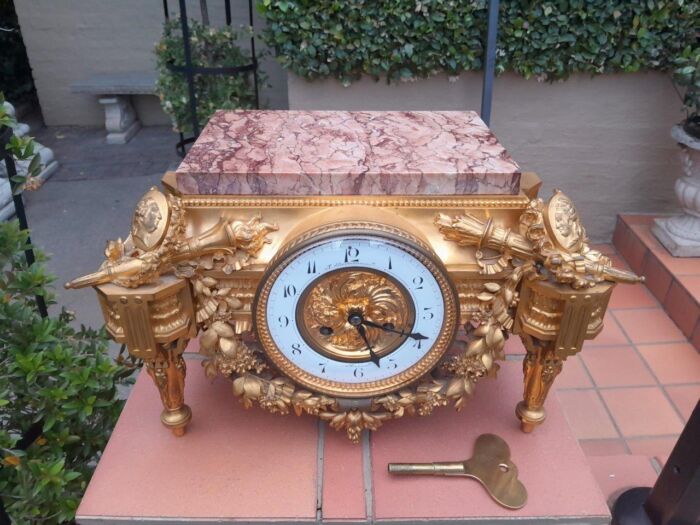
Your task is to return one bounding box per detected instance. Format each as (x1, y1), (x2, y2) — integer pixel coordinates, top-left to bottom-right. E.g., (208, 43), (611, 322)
(653, 125), (700, 257)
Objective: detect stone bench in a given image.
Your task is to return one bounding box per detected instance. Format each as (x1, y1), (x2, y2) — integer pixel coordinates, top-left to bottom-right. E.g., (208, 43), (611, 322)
(71, 72), (157, 144)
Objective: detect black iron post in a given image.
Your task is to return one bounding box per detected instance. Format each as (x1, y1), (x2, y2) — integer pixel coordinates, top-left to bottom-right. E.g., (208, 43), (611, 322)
(0, 125), (48, 318)
(162, 0), (260, 156)
(611, 399), (700, 524)
(178, 0), (200, 137)
(480, 0), (499, 126)
(248, 0), (260, 109)
(225, 0), (232, 26)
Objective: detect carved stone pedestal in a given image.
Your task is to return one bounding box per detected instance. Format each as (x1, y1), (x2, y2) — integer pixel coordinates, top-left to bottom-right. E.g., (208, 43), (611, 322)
(99, 96), (141, 144)
(653, 125), (700, 257)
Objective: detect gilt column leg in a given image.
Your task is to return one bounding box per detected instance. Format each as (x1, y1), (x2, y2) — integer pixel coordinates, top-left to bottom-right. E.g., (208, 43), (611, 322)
(144, 339), (192, 437)
(516, 334), (563, 433)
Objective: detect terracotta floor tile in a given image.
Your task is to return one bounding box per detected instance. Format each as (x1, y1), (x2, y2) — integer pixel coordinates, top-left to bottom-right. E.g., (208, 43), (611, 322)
(609, 254), (632, 270)
(693, 322), (700, 352)
(556, 355), (593, 389)
(587, 312), (629, 346)
(655, 247), (700, 276)
(581, 346), (655, 387)
(665, 384), (700, 421)
(625, 222), (700, 276)
(630, 223), (666, 255)
(609, 282), (657, 310)
(557, 390), (619, 439)
(613, 309), (685, 345)
(664, 281), (700, 338)
(678, 275), (700, 300)
(638, 343), (700, 384)
(587, 455), (658, 504)
(623, 215), (656, 226)
(623, 233), (649, 275)
(626, 437), (678, 466)
(642, 254), (673, 303)
(601, 387), (684, 437)
(579, 438), (628, 457)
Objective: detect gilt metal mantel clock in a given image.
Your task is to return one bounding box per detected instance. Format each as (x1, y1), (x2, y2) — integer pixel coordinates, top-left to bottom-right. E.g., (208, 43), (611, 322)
(68, 110), (642, 442)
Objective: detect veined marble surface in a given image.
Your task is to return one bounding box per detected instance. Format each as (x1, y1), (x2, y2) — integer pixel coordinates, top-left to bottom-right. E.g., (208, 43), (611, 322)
(176, 110), (521, 196)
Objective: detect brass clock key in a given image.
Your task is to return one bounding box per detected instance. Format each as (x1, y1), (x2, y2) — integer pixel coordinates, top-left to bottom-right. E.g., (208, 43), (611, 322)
(388, 434), (528, 510)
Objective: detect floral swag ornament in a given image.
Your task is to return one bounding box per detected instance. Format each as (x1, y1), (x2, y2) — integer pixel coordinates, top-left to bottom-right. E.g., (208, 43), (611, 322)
(191, 191), (642, 442)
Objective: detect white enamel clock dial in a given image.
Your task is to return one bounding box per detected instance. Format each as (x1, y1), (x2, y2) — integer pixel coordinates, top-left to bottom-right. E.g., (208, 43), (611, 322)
(255, 227), (458, 398)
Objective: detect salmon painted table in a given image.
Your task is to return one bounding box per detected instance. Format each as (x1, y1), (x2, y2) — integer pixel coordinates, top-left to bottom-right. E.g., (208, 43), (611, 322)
(76, 359), (610, 525)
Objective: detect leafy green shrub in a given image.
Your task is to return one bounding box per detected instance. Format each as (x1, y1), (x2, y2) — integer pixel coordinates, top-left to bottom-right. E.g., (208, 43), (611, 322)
(155, 18), (262, 133)
(673, 45), (700, 136)
(258, 0), (699, 85)
(1, 93), (41, 191)
(0, 221), (134, 524)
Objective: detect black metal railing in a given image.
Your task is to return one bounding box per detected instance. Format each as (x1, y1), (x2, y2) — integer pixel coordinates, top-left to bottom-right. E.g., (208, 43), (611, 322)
(0, 125), (48, 317)
(162, 0), (260, 156)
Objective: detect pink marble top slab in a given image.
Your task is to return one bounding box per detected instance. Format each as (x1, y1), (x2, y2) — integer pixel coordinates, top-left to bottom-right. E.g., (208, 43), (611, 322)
(175, 110), (521, 196)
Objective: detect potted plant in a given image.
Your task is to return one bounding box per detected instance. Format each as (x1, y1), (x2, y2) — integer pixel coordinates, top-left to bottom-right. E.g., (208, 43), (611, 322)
(154, 18), (262, 135)
(653, 46), (700, 257)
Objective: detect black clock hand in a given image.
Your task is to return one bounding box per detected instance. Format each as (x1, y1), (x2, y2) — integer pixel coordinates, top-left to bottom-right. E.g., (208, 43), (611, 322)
(355, 324), (381, 367)
(361, 319), (428, 341)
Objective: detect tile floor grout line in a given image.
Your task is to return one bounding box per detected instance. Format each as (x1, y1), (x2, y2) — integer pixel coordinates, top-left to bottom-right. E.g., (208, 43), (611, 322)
(625, 433), (686, 441)
(659, 384), (690, 424)
(587, 340), (683, 348)
(632, 340), (695, 347)
(556, 380), (700, 391)
(362, 430), (374, 524)
(315, 420), (325, 524)
(610, 310), (688, 427)
(575, 346), (629, 451)
(609, 305), (661, 311)
(612, 313), (690, 346)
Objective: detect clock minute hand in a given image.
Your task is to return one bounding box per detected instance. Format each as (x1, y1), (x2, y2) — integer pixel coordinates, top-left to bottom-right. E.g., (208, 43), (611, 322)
(355, 324), (381, 367)
(361, 319), (428, 341)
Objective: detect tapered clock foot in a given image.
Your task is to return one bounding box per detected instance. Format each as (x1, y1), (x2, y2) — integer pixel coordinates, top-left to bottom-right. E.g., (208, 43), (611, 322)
(516, 401), (546, 433)
(516, 334), (562, 434)
(161, 405), (192, 437)
(145, 341), (191, 437)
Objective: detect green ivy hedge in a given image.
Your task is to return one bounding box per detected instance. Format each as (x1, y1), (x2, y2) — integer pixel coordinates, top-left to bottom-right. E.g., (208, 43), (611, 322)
(258, 0), (699, 85)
